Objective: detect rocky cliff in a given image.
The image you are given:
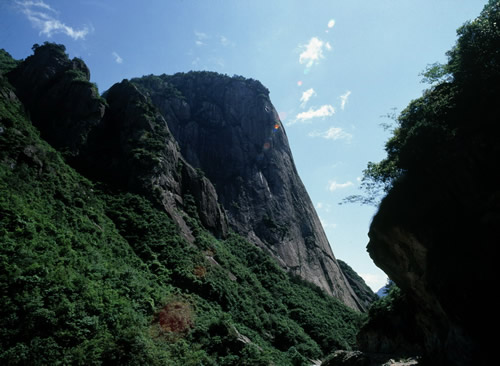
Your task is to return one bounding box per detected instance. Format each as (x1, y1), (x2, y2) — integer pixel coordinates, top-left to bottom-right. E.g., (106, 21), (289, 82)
(7, 43), (227, 243)
(353, 3), (499, 364)
(1, 45), (368, 364)
(7, 43), (105, 156)
(337, 260), (378, 311)
(129, 73), (364, 311)
(5, 42), (365, 312)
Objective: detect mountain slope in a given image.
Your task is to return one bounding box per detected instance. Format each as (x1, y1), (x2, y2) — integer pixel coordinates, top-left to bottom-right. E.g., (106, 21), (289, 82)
(0, 44), (367, 365)
(337, 260), (378, 310)
(130, 73), (364, 311)
(5, 43), (363, 311)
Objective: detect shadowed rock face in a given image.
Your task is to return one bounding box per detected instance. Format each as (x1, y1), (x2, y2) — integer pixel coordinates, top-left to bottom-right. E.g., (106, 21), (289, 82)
(365, 172), (497, 365)
(7, 43), (105, 156)
(7, 43), (366, 311)
(7, 44), (227, 241)
(132, 73), (364, 311)
(361, 46), (500, 363)
(84, 79), (228, 240)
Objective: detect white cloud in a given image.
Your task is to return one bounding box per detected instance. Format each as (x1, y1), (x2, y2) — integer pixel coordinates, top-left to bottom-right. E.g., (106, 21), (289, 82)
(299, 37), (331, 68)
(194, 31), (209, 46)
(360, 273), (388, 292)
(294, 104), (335, 124)
(328, 180), (353, 192)
(112, 51), (123, 64)
(316, 202), (332, 212)
(21, 0), (55, 11)
(328, 19), (335, 28)
(308, 127), (352, 141)
(319, 216), (337, 229)
(209, 56), (225, 68)
(17, 0), (90, 40)
(194, 31), (208, 39)
(220, 35), (235, 47)
(325, 42), (332, 51)
(340, 90), (352, 110)
(191, 57), (199, 66)
(300, 88), (316, 108)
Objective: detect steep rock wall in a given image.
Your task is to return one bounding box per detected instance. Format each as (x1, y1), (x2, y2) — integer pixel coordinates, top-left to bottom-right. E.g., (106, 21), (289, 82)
(132, 73), (363, 311)
(7, 44), (227, 241)
(6, 43), (365, 311)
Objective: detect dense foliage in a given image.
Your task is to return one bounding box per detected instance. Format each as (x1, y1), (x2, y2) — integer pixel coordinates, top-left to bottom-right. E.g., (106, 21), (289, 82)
(0, 51), (365, 365)
(344, 0), (500, 206)
(0, 50), (19, 75)
(347, 2), (500, 362)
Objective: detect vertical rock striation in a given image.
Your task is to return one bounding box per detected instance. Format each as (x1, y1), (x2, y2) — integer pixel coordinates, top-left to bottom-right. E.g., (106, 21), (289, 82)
(132, 73), (364, 311)
(6, 43), (365, 311)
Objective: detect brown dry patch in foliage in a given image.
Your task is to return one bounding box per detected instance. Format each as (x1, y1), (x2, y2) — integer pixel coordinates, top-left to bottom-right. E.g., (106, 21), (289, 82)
(154, 300), (194, 338)
(193, 265), (207, 278)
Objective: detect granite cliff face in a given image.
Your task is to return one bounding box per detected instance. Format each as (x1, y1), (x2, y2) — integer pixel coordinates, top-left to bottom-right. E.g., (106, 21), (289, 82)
(1, 45), (370, 364)
(83, 79), (228, 240)
(6, 43), (365, 311)
(130, 73), (364, 311)
(7, 44), (227, 243)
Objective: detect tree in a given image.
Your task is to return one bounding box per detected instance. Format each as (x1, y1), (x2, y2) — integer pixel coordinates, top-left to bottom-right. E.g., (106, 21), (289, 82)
(343, 0), (500, 206)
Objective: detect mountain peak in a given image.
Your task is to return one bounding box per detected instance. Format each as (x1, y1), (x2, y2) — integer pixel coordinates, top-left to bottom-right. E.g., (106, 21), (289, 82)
(132, 71), (365, 310)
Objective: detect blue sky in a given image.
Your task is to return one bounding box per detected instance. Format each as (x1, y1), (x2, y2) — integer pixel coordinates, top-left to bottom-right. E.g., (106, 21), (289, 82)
(0, 0), (487, 291)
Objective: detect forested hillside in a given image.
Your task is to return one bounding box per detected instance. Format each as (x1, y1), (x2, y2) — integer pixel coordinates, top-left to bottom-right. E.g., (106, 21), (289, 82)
(0, 45), (367, 365)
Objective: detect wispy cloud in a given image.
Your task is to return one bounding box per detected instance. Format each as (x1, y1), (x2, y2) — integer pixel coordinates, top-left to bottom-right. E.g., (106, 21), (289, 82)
(21, 0), (55, 11)
(328, 19), (335, 28)
(112, 51), (123, 64)
(209, 56), (225, 68)
(340, 90), (351, 110)
(191, 57), (201, 67)
(327, 180), (354, 192)
(16, 0), (90, 40)
(316, 202), (333, 212)
(360, 273), (388, 292)
(194, 31), (209, 46)
(291, 104), (335, 125)
(299, 37), (331, 68)
(300, 88), (316, 108)
(319, 216), (337, 229)
(309, 127), (352, 141)
(220, 35), (235, 47)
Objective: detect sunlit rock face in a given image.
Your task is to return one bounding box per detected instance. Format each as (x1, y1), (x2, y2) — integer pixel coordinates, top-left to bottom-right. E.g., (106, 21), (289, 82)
(133, 72), (364, 311)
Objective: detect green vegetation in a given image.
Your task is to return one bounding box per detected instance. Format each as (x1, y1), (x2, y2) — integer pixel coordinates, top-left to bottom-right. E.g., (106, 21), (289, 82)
(0, 55), (365, 364)
(131, 74), (185, 101)
(358, 282), (423, 356)
(344, 0), (500, 206)
(345, 2), (500, 359)
(0, 49), (19, 75)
